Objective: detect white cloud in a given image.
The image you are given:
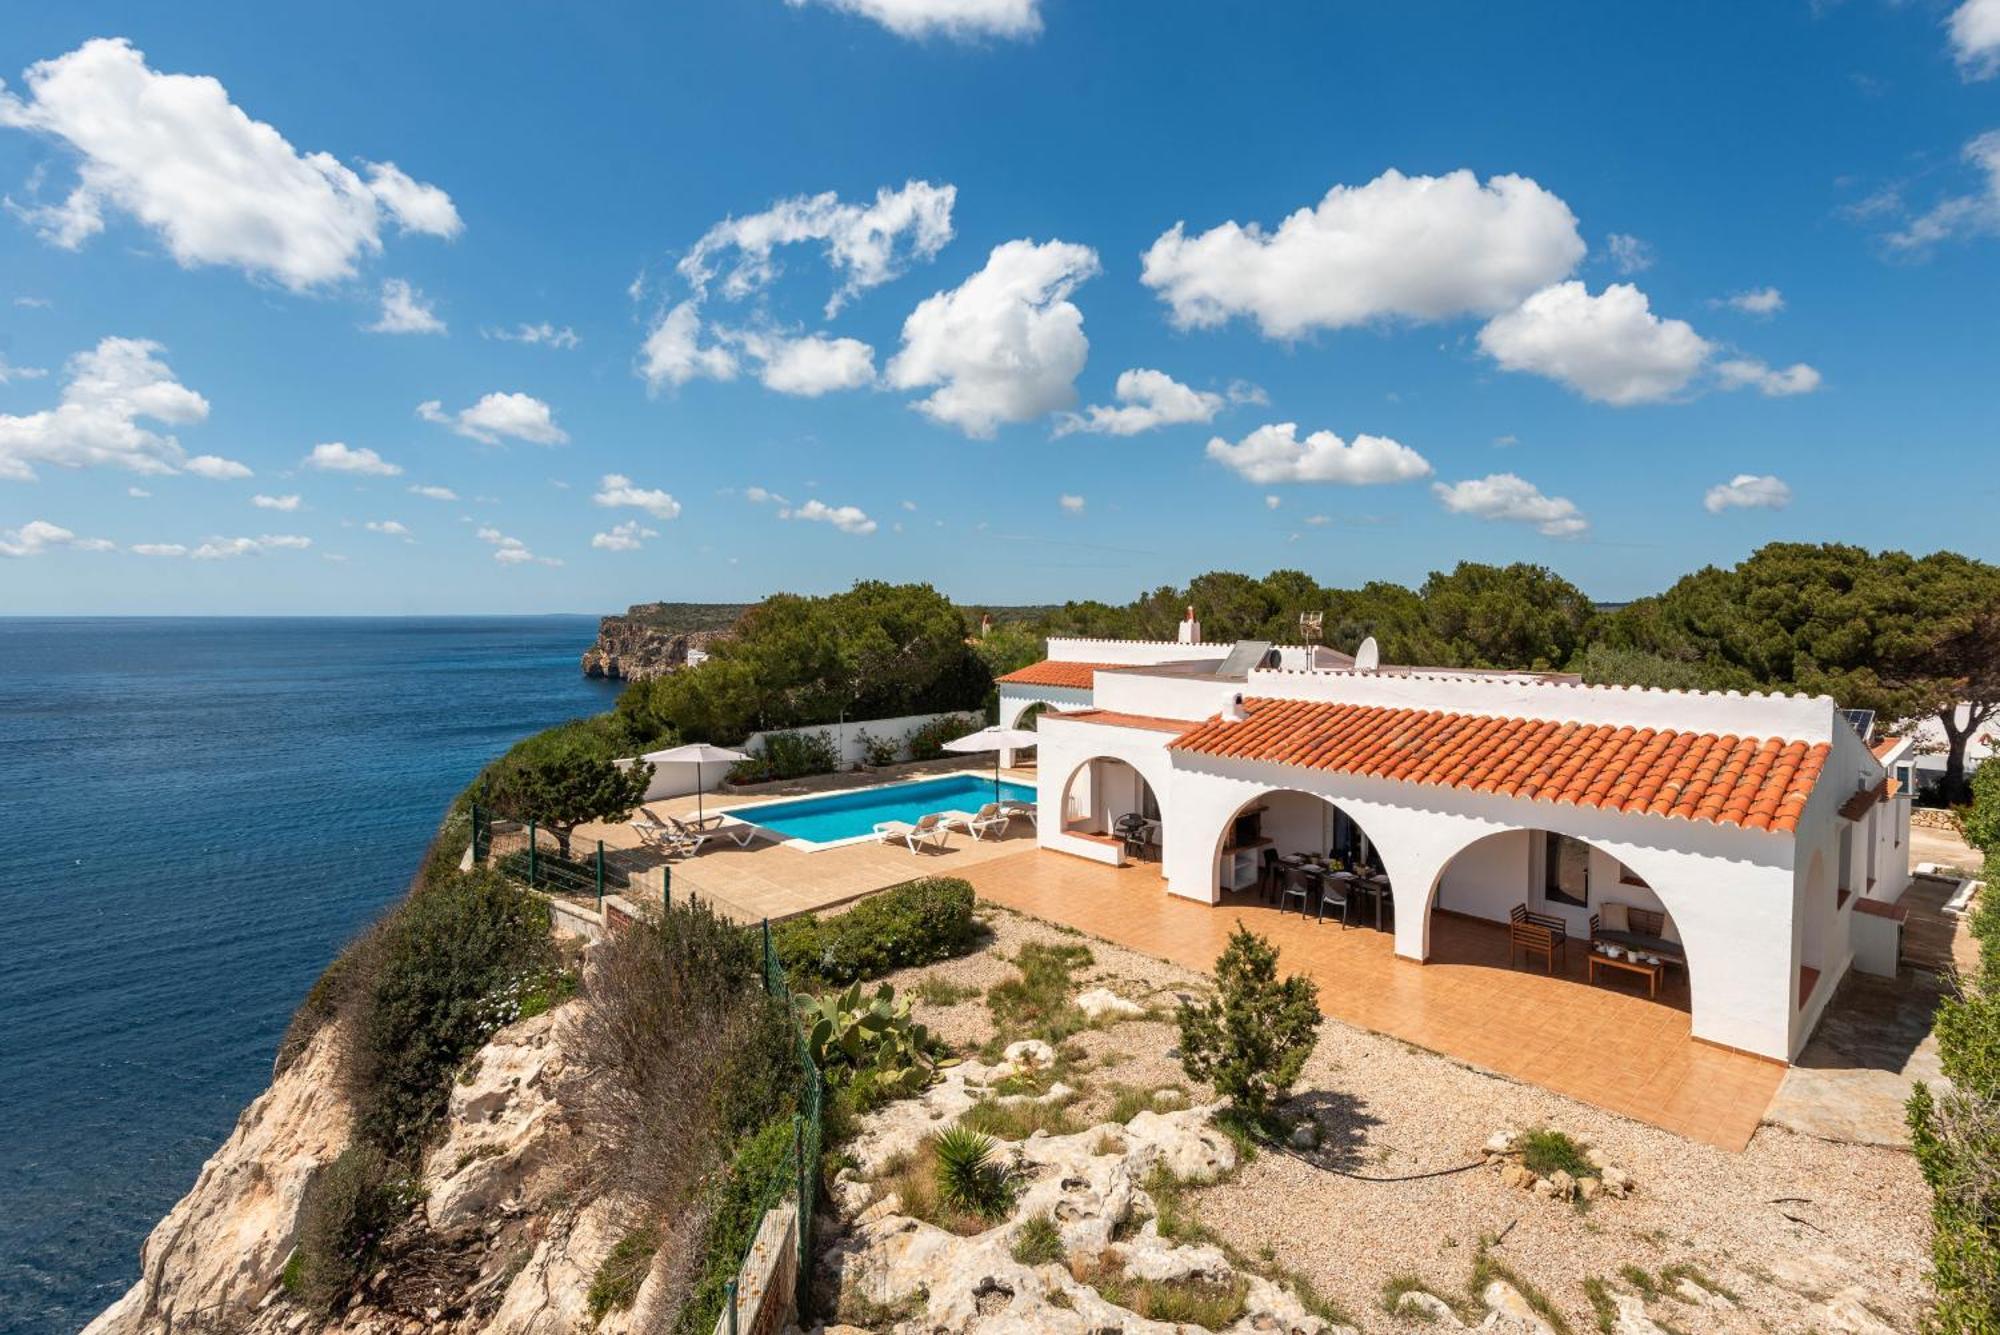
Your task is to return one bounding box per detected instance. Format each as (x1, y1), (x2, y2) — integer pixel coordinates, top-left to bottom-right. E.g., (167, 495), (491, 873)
(887, 238), (1097, 436)
(1433, 472), (1588, 537)
(0, 38), (458, 289)
(594, 473), (681, 520)
(745, 331), (877, 396)
(189, 533), (311, 559)
(475, 524), (559, 565)
(417, 392), (567, 445)
(784, 0), (1040, 41)
(1205, 422), (1434, 486)
(1715, 358), (1822, 397)
(1263, 494), (1281, 510)
(680, 180), (956, 316)
(182, 454), (252, 480)
(126, 485), (149, 497)
(483, 322), (578, 348)
(1885, 131), (2000, 250)
(0, 353), (46, 383)
(251, 492), (300, 511)
(1606, 232), (1654, 274)
(364, 519), (410, 536)
(408, 483), (457, 501)
(367, 278), (445, 335)
(1719, 286), (1784, 317)
(900, 499), (918, 511)
(1055, 368), (1227, 437)
(1703, 473), (1792, 514)
(1950, 0), (2000, 79)
(591, 519), (657, 551)
(130, 542), (185, 557)
(638, 301), (738, 390)
(779, 498), (876, 534)
(14, 296), (51, 309)
(303, 441), (401, 476)
(1477, 281), (1712, 405)
(1059, 493), (1085, 513)
(0, 518), (113, 556)
(1140, 169), (1584, 339)
(0, 335), (251, 480)
(744, 485), (786, 505)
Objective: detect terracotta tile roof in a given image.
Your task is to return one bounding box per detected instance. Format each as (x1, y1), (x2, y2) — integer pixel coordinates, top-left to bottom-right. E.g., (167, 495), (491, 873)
(996, 659), (1118, 690)
(1041, 708), (1189, 733)
(1870, 736), (1905, 760)
(1838, 776), (1891, 821)
(1168, 698), (1830, 834)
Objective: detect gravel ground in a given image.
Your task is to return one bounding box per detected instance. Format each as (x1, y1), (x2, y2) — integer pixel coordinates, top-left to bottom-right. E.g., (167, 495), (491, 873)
(878, 904), (1931, 1334)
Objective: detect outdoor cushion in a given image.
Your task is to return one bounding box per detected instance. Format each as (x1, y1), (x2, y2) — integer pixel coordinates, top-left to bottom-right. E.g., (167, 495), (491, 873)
(1594, 927), (1684, 961)
(1598, 902), (1629, 932)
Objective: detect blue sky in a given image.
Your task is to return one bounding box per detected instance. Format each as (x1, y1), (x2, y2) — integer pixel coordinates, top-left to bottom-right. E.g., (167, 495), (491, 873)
(1, 0), (1997, 614)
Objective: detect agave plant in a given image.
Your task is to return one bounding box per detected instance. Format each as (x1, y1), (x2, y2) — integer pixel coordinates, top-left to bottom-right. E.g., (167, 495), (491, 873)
(797, 981), (935, 1097)
(933, 1125), (1017, 1220)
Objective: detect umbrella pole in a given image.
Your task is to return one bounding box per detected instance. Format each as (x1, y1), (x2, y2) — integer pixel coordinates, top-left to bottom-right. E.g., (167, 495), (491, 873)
(696, 762), (705, 824)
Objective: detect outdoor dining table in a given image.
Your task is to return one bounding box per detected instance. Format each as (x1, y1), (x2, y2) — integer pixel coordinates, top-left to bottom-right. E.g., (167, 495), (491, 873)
(1278, 858), (1393, 930)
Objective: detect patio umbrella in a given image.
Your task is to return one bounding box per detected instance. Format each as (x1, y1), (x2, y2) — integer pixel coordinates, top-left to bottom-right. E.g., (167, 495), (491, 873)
(638, 742), (750, 823)
(941, 725), (1042, 802)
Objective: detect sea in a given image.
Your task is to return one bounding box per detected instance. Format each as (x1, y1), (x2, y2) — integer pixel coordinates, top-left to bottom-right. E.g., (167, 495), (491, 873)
(0, 618), (623, 1335)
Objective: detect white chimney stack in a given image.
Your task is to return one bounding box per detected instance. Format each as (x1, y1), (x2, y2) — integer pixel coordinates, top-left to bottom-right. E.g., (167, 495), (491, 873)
(1222, 692), (1248, 723)
(1178, 605), (1202, 645)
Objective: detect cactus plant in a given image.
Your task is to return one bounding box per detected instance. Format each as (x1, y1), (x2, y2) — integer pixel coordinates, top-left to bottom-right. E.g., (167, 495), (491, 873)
(797, 981), (936, 1097)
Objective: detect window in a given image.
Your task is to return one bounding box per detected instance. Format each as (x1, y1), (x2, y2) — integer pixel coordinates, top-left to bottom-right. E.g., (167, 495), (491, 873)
(1542, 832), (1590, 908)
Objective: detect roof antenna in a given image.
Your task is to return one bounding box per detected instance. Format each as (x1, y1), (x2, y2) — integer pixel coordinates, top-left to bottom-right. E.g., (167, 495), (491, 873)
(1354, 636), (1380, 672)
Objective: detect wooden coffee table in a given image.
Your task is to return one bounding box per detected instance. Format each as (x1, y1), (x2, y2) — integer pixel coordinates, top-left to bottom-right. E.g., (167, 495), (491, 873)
(1588, 950), (1663, 998)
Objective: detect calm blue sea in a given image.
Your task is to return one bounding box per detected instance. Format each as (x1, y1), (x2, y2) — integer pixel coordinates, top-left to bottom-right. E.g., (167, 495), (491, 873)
(0, 618), (622, 1335)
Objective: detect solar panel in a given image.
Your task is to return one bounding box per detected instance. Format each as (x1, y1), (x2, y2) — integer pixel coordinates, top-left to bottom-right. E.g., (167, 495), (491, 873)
(1216, 639), (1275, 678)
(1841, 708), (1876, 743)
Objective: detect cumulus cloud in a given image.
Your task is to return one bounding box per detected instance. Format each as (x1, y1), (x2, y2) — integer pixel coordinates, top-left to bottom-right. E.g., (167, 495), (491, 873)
(744, 485), (786, 505)
(130, 542), (185, 557)
(593, 473), (681, 520)
(251, 493), (300, 511)
(182, 454), (252, 480)
(303, 442), (400, 476)
(1205, 422), (1433, 486)
(739, 330), (877, 396)
(1951, 0), (2000, 79)
(0, 353), (46, 383)
(0, 518), (114, 556)
(0, 335), (253, 481)
(364, 519), (409, 536)
(476, 525), (558, 566)
(1140, 169), (1584, 339)
(1719, 286), (1784, 317)
(1433, 473), (1588, 537)
(408, 483), (457, 501)
(1715, 358), (1822, 397)
(1703, 473), (1792, 514)
(1477, 281), (1712, 405)
(1059, 493), (1085, 513)
(1054, 368), (1231, 437)
(779, 498), (876, 534)
(0, 38), (458, 289)
(680, 180), (956, 316)
(784, 0), (1039, 42)
(417, 392), (567, 445)
(887, 238), (1097, 437)
(591, 519), (657, 551)
(1884, 130), (2000, 250)
(188, 533), (311, 559)
(367, 278), (445, 335)
(483, 322), (578, 348)
(1606, 232), (1654, 274)
(638, 301), (738, 390)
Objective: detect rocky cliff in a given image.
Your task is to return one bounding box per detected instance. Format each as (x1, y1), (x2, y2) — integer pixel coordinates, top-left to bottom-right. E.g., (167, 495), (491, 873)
(579, 602), (747, 681)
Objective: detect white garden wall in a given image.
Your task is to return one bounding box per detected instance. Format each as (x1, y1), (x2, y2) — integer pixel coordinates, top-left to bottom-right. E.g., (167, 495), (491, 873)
(621, 710), (976, 801)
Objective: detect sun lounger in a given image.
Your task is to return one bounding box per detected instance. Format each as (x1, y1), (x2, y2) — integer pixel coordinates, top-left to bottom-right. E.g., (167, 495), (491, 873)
(998, 800), (1038, 829)
(940, 803), (1010, 840)
(874, 811), (950, 853)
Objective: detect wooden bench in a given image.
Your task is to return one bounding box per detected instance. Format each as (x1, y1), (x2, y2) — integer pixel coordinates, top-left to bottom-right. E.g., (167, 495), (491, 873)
(1587, 950), (1664, 998)
(1589, 905), (1685, 973)
(1509, 903), (1568, 974)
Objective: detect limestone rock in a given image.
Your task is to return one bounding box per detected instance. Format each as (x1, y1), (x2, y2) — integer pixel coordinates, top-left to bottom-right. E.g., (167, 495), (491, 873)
(1821, 1287), (1900, 1335)
(1577, 1177), (1601, 1201)
(1606, 1292), (1670, 1335)
(421, 1009), (568, 1233)
(1289, 1121), (1321, 1150)
(1479, 1279), (1557, 1334)
(1398, 1289), (1465, 1325)
(1548, 1169), (1576, 1201)
(1600, 1165), (1633, 1197)
(82, 1021), (356, 1335)
(1075, 987), (1144, 1021)
(1500, 1164), (1535, 1190)
(1484, 1130), (1517, 1156)
(1673, 1276), (1732, 1309)
(1003, 1039), (1056, 1069)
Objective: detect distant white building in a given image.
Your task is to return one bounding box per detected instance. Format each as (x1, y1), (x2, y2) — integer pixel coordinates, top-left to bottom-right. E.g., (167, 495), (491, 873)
(998, 635), (1914, 1063)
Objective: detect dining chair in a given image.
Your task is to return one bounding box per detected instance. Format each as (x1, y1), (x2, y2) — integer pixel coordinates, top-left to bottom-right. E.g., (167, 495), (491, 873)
(1278, 864), (1313, 916)
(1316, 871), (1351, 927)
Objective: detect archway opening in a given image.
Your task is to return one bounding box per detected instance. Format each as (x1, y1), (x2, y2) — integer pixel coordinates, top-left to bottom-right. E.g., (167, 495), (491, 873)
(1059, 756), (1161, 864)
(1423, 828), (1691, 1013)
(1208, 789), (1392, 928)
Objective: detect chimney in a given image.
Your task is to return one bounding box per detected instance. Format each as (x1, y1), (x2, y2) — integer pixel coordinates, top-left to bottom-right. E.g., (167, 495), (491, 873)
(1178, 604), (1202, 645)
(979, 613), (992, 638)
(1222, 692), (1248, 723)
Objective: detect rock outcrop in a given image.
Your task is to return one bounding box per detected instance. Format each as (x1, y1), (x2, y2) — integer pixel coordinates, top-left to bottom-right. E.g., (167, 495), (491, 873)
(579, 603), (745, 681)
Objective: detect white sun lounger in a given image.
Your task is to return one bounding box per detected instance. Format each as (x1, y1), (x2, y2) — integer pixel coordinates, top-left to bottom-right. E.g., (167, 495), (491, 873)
(939, 803), (1010, 840)
(875, 811), (950, 853)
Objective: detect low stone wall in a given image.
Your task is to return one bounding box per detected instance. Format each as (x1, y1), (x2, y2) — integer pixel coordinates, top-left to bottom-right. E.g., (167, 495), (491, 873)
(1911, 806), (1963, 833)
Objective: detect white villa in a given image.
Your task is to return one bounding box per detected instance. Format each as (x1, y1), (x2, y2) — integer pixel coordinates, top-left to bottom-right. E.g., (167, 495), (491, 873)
(997, 614), (1913, 1064)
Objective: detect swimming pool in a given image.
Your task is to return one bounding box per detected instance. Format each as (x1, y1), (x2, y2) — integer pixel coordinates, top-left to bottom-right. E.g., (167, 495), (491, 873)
(727, 773), (1037, 849)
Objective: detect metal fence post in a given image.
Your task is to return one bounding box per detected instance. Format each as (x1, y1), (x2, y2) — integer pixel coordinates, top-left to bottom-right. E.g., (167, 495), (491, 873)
(594, 840), (605, 911)
(469, 802), (481, 865)
(526, 821), (538, 886)
(724, 1279), (739, 1335)
(762, 918), (774, 993)
(793, 1112), (808, 1312)
(661, 864), (671, 917)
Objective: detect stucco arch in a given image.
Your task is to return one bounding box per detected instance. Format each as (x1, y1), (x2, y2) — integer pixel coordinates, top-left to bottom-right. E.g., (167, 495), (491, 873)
(1202, 787), (1393, 901)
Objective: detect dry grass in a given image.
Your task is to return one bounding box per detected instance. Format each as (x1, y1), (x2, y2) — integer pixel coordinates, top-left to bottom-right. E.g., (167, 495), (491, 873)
(1069, 1248), (1248, 1330)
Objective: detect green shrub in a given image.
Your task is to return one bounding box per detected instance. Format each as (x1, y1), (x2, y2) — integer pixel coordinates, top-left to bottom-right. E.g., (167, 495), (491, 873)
(1518, 1127), (1592, 1180)
(1176, 925), (1322, 1118)
(907, 712), (984, 761)
(730, 728), (843, 784)
(987, 942), (1094, 1044)
(932, 1126), (1016, 1220)
(283, 1145), (417, 1312)
(588, 1225), (662, 1323)
(797, 981), (935, 1097)
(471, 724), (654, 857)
(857, 729), (902, 766)
(1011, 1212), (1066, 1266)
(773, 877), (978, 990)
(677, 1117), (798, 1335)
(353, 870), (555, 1158)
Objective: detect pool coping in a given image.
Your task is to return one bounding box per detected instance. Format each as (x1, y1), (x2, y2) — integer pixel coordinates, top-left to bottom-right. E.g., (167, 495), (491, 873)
(717, 768), (1037, 852)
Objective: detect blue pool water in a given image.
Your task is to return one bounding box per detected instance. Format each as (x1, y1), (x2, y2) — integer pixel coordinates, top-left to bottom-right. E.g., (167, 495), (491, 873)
(0, 617), (621, 1335)
(733, 774), (1037, 846)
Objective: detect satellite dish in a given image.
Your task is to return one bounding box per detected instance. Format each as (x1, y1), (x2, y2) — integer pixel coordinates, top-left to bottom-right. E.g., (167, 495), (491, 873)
(1354, 636), (1380, 672)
